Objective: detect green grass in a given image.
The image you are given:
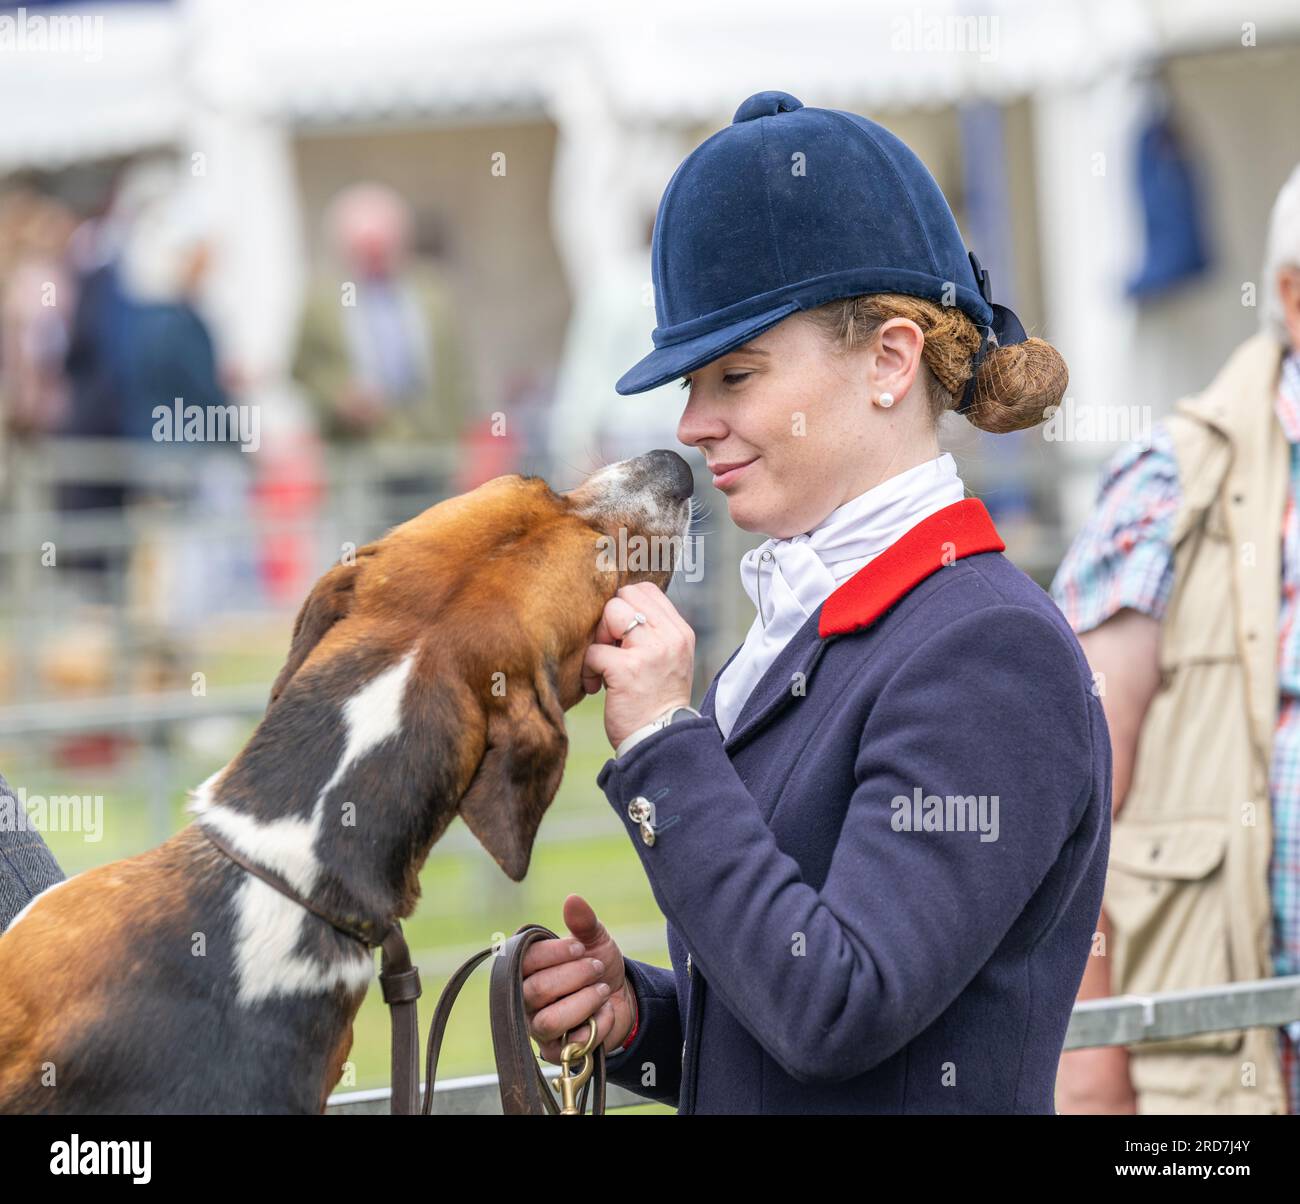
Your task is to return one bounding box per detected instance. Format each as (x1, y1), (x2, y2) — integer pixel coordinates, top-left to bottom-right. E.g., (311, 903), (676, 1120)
(2, 684), (675, 1114)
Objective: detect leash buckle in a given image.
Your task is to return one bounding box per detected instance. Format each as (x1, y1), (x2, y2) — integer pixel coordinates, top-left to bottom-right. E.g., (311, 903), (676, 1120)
(554, 1020), (599, 1114)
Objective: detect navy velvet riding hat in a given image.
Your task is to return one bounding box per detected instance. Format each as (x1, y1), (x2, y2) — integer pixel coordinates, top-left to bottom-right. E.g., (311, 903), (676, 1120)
(616, 90), (1028, 412)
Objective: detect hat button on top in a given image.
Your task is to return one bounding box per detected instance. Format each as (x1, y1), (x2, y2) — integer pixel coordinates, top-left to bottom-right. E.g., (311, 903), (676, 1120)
(732, 90), (804, 123)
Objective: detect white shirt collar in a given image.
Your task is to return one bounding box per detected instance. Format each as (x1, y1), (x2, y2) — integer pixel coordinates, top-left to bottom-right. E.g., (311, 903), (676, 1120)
(743, 452), (965, 626)
(714, 452), (965, 739)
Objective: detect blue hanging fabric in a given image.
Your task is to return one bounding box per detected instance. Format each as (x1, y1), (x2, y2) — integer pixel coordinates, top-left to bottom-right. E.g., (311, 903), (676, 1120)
(957, 99), (1033, 524)
(1125, 80), (1212, 299)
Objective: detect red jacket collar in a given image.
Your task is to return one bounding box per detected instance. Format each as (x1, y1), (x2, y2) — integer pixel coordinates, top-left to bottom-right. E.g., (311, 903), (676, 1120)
(818, 497), (1005, 638)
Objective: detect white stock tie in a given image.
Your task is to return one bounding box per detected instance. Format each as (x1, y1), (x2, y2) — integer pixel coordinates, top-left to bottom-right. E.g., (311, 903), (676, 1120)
(712, 452), (966, 740)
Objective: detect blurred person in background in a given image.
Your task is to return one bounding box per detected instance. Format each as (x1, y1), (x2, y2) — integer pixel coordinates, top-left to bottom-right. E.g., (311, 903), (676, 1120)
(0, 188), (77, 442)
(1052, 162), (1300, 1116)
(116, 175), (255, 640)
(292, 182), (473, 453)
(117, 180), (228, 444)
(55, 158), (176, 584)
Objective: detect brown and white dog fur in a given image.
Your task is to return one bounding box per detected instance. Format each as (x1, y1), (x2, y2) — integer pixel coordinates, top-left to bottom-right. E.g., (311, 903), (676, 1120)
(0, 450), (693, 1113)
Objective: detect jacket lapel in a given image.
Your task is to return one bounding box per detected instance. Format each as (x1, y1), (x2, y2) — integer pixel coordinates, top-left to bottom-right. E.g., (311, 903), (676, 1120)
(714, 612), (829, 753)
(702, 497), (1005, 755)
(818, 496), (1005, 637)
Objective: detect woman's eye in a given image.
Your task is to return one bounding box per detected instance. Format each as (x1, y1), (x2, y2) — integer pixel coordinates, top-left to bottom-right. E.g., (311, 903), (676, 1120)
(678, 371), (751, 390)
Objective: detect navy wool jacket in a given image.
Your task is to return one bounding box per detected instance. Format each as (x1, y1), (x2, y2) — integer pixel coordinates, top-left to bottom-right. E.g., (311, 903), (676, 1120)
(596, 498), (1112, 1114)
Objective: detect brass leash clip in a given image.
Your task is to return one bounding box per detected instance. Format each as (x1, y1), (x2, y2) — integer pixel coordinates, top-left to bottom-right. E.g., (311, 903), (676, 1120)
(554, 1020), (598, 1114)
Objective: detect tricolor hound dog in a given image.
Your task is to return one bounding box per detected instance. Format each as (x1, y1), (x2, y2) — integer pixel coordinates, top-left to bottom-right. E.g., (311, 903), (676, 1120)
(0, 450), (694, 1113)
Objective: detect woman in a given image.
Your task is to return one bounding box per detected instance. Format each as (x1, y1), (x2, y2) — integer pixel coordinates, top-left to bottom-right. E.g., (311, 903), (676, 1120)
(522, 91), (1111, 1114)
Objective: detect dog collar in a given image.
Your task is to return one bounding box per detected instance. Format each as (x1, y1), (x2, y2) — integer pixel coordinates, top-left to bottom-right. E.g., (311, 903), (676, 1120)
(198, 822), (393, 948)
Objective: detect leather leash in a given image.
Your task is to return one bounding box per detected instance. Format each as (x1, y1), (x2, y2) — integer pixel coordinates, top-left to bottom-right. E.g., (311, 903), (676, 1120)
(198, 824), (605, 1115)
(419, 923), (606, 1115)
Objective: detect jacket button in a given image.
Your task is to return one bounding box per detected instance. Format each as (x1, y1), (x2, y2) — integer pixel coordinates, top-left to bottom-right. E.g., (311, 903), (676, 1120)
(627, 797), (656, 846)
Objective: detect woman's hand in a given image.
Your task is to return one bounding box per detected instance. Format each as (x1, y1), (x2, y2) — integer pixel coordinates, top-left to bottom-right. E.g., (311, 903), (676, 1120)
(521, 894), (638, 1062)
(582, 581), (695, 750)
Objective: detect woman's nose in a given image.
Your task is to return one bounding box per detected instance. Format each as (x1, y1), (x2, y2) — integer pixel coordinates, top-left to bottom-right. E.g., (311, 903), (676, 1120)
(676, 391), (728, 447)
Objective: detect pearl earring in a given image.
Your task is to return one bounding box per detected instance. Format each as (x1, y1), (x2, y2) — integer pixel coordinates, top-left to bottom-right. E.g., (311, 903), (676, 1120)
(877, 392), (895, 408)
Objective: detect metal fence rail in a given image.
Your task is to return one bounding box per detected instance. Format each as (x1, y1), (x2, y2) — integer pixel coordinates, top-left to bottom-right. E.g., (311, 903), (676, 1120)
(0, 437), (756, 721)
(1065, 975), (1300, 1049)
(0, 686), (269, 737)
(324, 975), (1300, 1114)
(0, 688), (679, 860)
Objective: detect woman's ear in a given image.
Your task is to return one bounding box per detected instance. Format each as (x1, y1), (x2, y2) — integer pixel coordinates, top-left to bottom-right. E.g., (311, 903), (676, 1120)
(872, 316), (925, 400)
(456, 658), (569, 882)
(267, 560), (360, 708)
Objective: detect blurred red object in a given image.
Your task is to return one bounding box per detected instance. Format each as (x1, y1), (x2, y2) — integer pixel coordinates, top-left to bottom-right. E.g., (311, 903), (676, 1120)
(53, 732), (135, 770)
(452, 414), (520, 493)
(254, 437), (324, 605)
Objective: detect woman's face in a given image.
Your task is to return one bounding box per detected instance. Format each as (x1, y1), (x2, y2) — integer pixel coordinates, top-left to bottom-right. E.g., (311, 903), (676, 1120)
(675, 313), (933, 539)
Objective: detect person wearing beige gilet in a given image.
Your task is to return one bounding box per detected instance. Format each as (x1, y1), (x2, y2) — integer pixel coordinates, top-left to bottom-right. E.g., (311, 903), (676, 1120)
(1055, 163), (1300, 1116)
(1104, 331), (1290, 1114)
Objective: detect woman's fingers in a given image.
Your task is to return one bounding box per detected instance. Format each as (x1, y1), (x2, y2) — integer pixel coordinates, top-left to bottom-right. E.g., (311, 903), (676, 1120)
(583, 584), (696, 737)
(592, 590), (660, 655)
(588, 605), (621, 649)
(534, 997), (620, 1064)
(528, 980), (614, 1048)
(521, 953), (607, 1015)
(582, 640), (621, 691)
(524, 899), (632, 1063)
(592, 583), (690, 660)
(604, 594), (650, 642)
(618, 581), (694, 643)
(582, 596), (645, 692)
(601, 588), (682, 652)
(520, 935), (589, 977)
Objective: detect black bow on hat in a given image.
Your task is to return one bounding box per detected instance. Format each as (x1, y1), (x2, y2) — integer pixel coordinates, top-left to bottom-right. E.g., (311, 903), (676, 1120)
(958, 252), (1028, 414)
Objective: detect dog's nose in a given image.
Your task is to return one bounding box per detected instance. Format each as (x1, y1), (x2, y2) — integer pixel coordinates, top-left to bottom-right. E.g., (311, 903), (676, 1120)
(644, 449), (695, 501)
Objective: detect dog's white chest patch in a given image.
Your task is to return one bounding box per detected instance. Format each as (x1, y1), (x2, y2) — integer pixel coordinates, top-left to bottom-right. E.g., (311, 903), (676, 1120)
(193, 649), (417, 1006)
(231, 877), (375, 1006)
(334, 651), (415, 773)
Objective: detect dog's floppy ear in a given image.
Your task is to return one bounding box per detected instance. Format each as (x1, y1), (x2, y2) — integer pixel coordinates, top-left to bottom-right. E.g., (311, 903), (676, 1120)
(268, 561), (359, 707)
(457, 659), (568, 882)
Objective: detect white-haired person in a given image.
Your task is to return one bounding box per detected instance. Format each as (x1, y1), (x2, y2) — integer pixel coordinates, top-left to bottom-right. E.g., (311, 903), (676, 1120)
(1052, 163), (1300, 1115)
(291, 182), (473, 450)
